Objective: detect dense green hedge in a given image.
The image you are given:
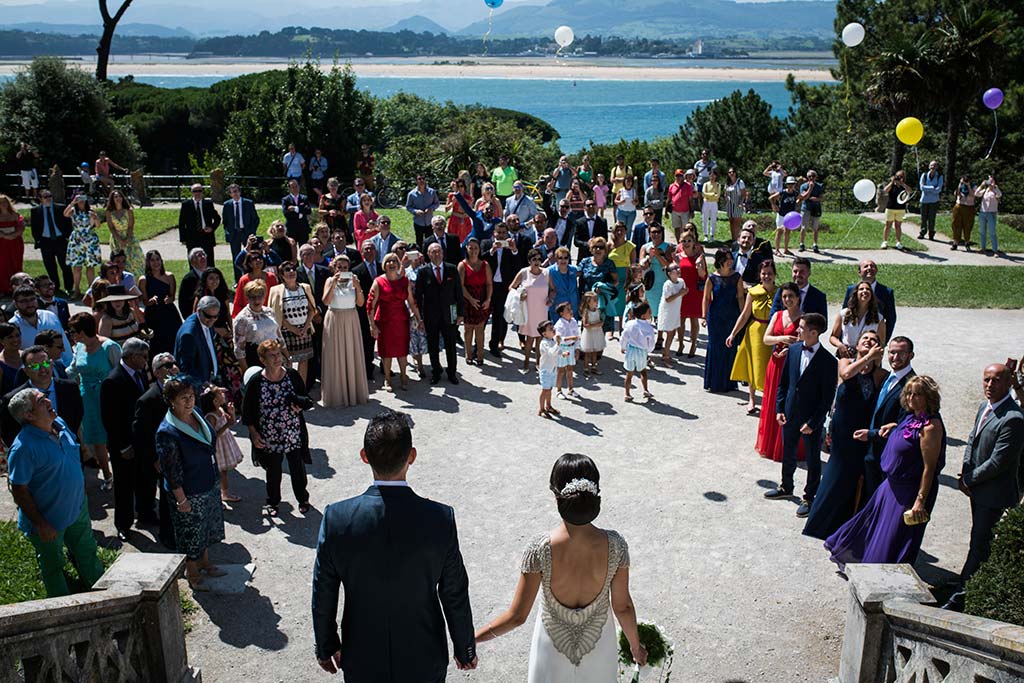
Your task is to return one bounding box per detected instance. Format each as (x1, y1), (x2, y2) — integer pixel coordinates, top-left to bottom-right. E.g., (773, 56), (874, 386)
(965, 505), (1024, 626)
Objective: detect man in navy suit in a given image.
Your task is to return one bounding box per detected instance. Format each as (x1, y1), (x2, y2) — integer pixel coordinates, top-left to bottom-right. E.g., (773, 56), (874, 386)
(222, 184), (260, 283)
(174, 297), (220, 387)
(281, 178), (312, 244)
(422, 216), (463, 268)
(482, 222), (527, 359)
(765, 312), (838, 517)
(416, 243), (464, 385)
(843, 259), (897, 339)
(769, 257), (827, 319)
(312, 409), (477, 679)
(178, 184), (221, 266)
(29, 190), (74, 292)
(853, 335), (916, 501)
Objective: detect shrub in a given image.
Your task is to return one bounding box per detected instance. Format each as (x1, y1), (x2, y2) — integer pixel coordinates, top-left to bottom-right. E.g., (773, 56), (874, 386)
(965, 504), (1024, 626)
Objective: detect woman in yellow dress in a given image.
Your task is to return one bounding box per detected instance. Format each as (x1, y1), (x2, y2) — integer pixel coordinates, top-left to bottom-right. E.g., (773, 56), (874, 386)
(106, 190), (144, 275)
(726, 259), (777, 414)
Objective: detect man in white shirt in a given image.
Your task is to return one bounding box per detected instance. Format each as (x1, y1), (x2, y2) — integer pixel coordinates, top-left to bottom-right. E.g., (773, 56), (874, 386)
(503, 182), (539, 226)
(10, 286), (72, 367)
(282, 143), (305, 182)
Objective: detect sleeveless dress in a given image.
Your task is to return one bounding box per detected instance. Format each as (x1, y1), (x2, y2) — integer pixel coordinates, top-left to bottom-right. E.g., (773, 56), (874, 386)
(677, 250), (705, 319)
(756, 313), (804, 461)
(206, 411), (244, 472)
(447, 192), (473, 242)
(108, 210), (144, 275)
(461, 259), (491, 326)
(730, 284), (773, 391)
(522, 268), (550, 337)
(704, 272), (741, 392)
(657, 280), (685, 332)
(71, 339), (120, 444)
(522, 531), (630, 683)
(373, 275), (410, 358)
(143, 275), (183, 357)
(838, 308), (885, 350)
(321, 281), (369, 408)
(107, 311), (141, 345)
(825, 413), (946, 569)
(804, 373), (879, 540)
(547, 265), (579, 324)
(0, 214), (25, 295)
(66, 210), (103, 268)
(579, 309), (605, 353)
(642, 241), (670, 318)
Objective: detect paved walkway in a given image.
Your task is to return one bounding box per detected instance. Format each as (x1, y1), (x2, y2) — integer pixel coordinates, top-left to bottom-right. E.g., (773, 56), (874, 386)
(2, 307), (1017, 681)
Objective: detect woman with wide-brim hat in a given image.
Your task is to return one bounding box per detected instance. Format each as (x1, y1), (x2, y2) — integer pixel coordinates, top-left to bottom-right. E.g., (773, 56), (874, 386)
(97, 284), (147, 346)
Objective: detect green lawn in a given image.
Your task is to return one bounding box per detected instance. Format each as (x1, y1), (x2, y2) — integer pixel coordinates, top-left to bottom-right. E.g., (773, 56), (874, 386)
(747, 212), (926, 251)
(903, 212), (1024, 253)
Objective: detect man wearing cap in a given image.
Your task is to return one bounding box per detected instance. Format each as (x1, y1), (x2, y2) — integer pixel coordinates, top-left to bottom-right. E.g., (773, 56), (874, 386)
(30, 190), (74, 293)
(503, 181), (538, 226)
(666, 170), (696, 241)
(178, 184), (221, 265)
(490, 155), (519, 207)
(405, 175), (440, 248)
(798, 170), (825, 253)
(643, 158), (666, 193)
(174, 296), (220, 386)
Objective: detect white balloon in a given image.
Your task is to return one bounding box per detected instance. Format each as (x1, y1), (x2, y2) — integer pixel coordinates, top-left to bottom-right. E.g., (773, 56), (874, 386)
(554, 25), (574, 48)
(842, 22), (865, 47)
(853, 178), (876, 203)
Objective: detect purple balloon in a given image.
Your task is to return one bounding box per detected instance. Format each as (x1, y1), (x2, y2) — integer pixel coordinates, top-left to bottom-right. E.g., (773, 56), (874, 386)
(783, 211), (802, 230)
(983, 88), (1004, 110)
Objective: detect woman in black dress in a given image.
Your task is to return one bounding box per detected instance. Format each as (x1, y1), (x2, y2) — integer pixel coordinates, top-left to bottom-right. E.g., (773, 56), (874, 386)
(193, 267), (242, 404)
(803, 329), (888, 540)
(139, 250), (183, 356)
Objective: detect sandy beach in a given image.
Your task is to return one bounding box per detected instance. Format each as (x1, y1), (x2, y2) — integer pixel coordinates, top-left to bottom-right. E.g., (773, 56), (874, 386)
(0, 58), (834, 83)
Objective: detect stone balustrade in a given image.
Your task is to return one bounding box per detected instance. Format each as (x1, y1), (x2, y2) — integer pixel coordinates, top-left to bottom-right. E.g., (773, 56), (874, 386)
(835, 563), (1024, 683)
(0, 553), (201, 683)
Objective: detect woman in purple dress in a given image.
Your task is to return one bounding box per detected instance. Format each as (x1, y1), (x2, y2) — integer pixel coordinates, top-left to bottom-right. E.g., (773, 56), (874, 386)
(825, 376), (946, 571)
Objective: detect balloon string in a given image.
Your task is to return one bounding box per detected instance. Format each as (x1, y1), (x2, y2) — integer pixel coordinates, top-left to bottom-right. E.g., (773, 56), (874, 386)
(833, 213), (863, 250)
(482, 8), (493, 55)
(984, 110), (998, 159)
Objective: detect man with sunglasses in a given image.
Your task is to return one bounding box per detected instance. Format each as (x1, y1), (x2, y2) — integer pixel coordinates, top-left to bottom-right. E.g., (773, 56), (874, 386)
(572, 199), (608, 261)
(1, 345), (83, 450)
(630, 208), (658, 250)
(11, 285), (72, 367)
(132, 352), (180, 549)
(175, 296), (221, 387)
(33, 275), (70, 330)
(370, 216), (399, 266)
(351, 242), (380, 381)
(178, 183), (221, 265)
(282, 178), (313, 245)
(29, 190), (74, 292)
(406, 174), (440, 248)
(540, 191), (573, 247)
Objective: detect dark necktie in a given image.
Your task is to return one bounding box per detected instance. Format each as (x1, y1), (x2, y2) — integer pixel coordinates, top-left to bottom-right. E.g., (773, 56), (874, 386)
(803, 345), (815, 353)
(195, 201), (202, 228)
(435, 266), (442, 284)
(45, 205), (57, 238)
(134, 371), (145, 393)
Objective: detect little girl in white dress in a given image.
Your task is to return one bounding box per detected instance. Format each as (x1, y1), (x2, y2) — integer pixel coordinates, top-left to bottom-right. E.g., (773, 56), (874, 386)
(201, 386), (244, 503)
(578, 291), (606, 374)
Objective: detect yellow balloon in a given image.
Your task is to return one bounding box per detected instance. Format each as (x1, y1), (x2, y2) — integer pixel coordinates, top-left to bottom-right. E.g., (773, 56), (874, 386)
(896, 117), (924, 146)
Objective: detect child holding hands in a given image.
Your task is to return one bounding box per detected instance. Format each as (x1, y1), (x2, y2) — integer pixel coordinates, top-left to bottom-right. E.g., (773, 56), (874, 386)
(553, 301), (579, 398)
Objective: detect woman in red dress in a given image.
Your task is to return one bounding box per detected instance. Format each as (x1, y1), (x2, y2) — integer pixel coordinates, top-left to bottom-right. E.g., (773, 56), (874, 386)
(446, 178), (474, 243)
(675, 224), (707, 358)
(0, 195), (26, 296)
(757, 281), (805, 462)
(458, 238), (493, 365)
(366, 253), (422, 392)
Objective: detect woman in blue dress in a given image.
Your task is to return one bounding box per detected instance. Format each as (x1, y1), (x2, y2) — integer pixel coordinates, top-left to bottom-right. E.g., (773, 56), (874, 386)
(546, 246), (579, 323)
(804, 330), (886, 540)
(639, 225), (672, 330)
(701, 248), (743, 392)
(66, 311), (122, 490)
(577, 237), (618, 333)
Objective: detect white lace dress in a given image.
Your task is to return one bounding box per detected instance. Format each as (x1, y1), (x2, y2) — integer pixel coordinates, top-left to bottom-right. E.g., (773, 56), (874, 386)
(522, 530), (630, 683)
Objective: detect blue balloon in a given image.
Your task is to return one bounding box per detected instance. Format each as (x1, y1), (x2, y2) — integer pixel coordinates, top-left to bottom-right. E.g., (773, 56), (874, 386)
(484, 0), (503, 7)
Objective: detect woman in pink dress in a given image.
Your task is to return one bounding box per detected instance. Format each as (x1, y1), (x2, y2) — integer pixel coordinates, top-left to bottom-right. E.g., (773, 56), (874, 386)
(0, 195), (25, 296)
(475, 182), (502, 216)
(757, 282), (805, 462)
(446, 178), (474, 243)
(675, 225), (707, 358)
(366, 253), (422, 391)
(352, 192), (379, 250)
(510, 249), (552, 371)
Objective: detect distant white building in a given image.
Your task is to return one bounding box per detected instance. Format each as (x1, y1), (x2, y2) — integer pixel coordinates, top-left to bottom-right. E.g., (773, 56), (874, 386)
(691, 39), (704, 56)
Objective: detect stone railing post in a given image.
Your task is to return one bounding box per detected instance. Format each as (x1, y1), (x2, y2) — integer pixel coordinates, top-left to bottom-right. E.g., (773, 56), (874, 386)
(131, 168), (149, 206)
(210, 168), (225, 203)
(49, 165), (65, 204)
(838, 564), (934, 683)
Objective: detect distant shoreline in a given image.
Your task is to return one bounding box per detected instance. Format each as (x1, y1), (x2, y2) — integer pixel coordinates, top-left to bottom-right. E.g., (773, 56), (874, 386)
(0, 57), (835, 83)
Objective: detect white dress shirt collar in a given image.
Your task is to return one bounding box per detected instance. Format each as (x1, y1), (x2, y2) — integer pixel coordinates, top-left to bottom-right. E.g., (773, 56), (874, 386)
(373, 480), (410, 487)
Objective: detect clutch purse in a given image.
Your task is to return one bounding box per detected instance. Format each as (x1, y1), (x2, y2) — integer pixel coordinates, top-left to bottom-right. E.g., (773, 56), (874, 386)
(902, 509), (930, 526)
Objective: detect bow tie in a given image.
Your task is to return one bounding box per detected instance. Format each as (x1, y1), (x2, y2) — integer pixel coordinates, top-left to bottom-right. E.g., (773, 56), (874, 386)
(803, 345), (815, 353)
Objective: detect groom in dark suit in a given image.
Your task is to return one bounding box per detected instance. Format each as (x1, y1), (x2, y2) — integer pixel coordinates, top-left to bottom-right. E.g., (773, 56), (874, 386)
(765, 312), (838, 517)
(178, 183), (221, 265)
(769, 257), (827, 319)
(312, 409), (477, 679)
(843, 259), (897, 338)
(943, 364), (1024, 611)
(415, 242), (464, 385)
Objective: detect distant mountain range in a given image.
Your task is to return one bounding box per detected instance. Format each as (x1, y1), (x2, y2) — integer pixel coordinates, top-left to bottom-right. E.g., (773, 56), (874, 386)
(2, 0), (836, 38)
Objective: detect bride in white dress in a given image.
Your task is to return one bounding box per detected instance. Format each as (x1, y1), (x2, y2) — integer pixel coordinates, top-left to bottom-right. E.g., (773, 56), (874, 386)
(475, 454), (647, 682)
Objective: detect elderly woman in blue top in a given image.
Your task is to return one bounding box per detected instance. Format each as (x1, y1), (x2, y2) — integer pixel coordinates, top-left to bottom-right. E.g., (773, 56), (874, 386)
(7, 387), (104, 597)
(155, 376), (226, 591)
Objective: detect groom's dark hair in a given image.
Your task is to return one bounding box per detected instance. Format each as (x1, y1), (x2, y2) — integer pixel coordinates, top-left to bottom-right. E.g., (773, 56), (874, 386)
(364, 409), (413, 476)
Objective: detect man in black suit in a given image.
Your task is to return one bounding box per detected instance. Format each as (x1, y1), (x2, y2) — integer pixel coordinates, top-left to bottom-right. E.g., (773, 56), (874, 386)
(29, 190), (74, 292)
(297, 243), (331, 390)
(132, 352), (180, 550)
(282, 178), (313, 244)
(843, 259), (897, 338)
(177, 248), (208, 319)
(733, 221), (772, 288)
(322, 227), (362, 267)
(854, 335), (916, 501)
(415, 243), (464, 385)
(100, 338), (152, 542)
(178, 184), (221, 266)
(312, 409), (476, 678)
(0, 345), (82, 449)
(943, 364), (1024, 611)
(351, 242), (380, 382)
(422, 216), (463, 267)
(765, 313), (839, 517)
(572, 199), (608, 261)
(541, 191), (574, 247)
(222, 183), (261, 283)
(482, 222), (525, 359)
(769, 257), (827, 319)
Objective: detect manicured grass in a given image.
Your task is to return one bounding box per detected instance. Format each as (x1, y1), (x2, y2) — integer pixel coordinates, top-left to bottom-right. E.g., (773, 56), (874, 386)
(748, 212), (926, 251)
(0, 519), (119, 605)
(902, 212), (1024, 253)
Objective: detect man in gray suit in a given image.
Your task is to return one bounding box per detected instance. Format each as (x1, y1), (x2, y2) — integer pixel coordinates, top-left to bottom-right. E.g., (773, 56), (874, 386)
(943, 363), (1024, 611)
(222, 184), (260, 283)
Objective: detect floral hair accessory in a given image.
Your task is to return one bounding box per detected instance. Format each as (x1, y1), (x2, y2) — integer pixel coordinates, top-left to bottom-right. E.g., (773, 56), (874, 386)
(559, 478), (599, 497)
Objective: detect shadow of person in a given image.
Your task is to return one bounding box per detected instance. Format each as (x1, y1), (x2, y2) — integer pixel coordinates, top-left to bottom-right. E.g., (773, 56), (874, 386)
(572, 394), (616, 416)
(305, 447), (337, 480)
(550, 412), (603, 436)
(304, 399), (385, 427)
(641, 398), (698, 420)
(272, 503), (324, 549)
(192, 583), (289, 651)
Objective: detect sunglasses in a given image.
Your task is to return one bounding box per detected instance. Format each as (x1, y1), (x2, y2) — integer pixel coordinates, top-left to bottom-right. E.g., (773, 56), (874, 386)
(157, 361), (178, 371)
(281, 267), (297, 273)
(380, 220), (391, 225)
(529, 256), (542, 262)
(26, 360), (52, 371)
(192, 189), (203, 194)
(200, 310), (219, 319)
(557, 256), (569, 261)
(592, 246), (605, 251)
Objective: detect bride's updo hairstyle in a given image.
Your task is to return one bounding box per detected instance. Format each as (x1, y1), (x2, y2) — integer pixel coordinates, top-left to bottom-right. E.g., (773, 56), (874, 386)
(549, 453), (601, 526)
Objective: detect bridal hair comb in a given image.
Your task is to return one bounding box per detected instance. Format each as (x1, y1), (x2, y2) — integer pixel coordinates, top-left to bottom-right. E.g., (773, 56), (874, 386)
(559, 478), (599, 497)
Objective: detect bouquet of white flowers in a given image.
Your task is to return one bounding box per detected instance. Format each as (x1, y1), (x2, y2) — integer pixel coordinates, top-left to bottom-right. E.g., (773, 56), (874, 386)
(618, 622), (674, 682)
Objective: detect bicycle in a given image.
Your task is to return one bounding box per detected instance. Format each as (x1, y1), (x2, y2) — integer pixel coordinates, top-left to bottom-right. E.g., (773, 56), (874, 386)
(342, 172), (397, 210)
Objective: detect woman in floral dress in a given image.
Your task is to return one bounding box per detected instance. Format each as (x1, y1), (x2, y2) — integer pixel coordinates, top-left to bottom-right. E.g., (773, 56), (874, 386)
(63, 194), (103, 299)
(106, 190), (144, 275)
